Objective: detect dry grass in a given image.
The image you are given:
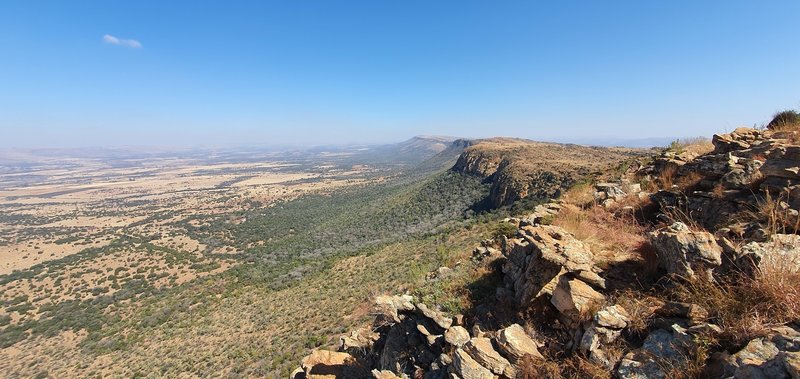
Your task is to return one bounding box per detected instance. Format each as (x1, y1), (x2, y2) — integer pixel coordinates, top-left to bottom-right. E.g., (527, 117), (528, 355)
(612, 289), (661, 335)
(518, 355), (612, 379)
(656, 166), (705, 193)
(736, 190), (800, 235)
(672, 254), (800, 348)
(666, 138), (714, 157)
(767, 110), (800, 131)
(561, 182), (597, 208)
(758, 191), (800, 235)
(675, 171), (704, 192)
(657, 165), (678, 189)
(661, 338), (714, 379)
(711, 183), (725, 199)
(554, 205), (647, 267)
(767, 110), (800, 143)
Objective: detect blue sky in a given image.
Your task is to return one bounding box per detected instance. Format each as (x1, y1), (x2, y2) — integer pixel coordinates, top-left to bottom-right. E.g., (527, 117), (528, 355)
(1, 1), (799, 148)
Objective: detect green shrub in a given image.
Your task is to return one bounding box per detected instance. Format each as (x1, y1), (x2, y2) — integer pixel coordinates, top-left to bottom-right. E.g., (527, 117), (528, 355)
(492, 222), (518, 239)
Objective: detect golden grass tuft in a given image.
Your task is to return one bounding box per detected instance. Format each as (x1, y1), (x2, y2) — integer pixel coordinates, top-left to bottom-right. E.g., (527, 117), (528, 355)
(736, 190), (800, 235)
(658, 165), (677, 189)
(554, 205), (647, 267)
(675, 171), (704, 192)
(612, 289), (660, 335)
(518, 355), (612, 379)
(561, 182), (597, 208)
(672, 253), (800, 348)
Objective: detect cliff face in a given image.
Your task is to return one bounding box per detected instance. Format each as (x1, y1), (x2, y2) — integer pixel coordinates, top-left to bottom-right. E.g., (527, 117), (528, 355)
(451, 146), (505, 178)
(294, 126), (800, 379)
(452, 138), (643, 207)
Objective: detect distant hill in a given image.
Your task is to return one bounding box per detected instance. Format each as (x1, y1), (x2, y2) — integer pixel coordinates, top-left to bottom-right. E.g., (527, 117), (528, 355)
(354, 136), (460, 165)
(452, 137), (647, 207)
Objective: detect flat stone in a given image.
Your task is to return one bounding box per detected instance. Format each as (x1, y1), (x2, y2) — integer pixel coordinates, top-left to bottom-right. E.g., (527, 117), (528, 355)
(452, 348), (495, 379)
(301, 350), (367, 379)
(595, 305), (630, 329)
(550, 275), (606, 321)
(464, 337), (515, 377)
(417, 303), (453, 330)
(445, 326), (471, 348)
(495, 324), (543, 361)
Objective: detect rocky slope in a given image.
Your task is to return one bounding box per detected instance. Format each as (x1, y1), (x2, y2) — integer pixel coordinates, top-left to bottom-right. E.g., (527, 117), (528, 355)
(645, 127), (800, 239)
(293, 126), (800, 379)
(451, 138), (644, 207)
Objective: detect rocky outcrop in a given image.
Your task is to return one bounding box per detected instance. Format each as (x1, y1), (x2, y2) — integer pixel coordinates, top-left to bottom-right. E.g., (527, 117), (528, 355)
(452, 138), (643, 207)
(452, 348), (495, 379)
(296, 126), (800, 379)
(719, 233), (800, 278)
(495, 324), (543, 362)
(550, 275), (606, 323)
(296, 295), (545, 379)
(580, 305), (630, 368)
(296, 350), (368, 379)
(463, 337), (515, 377)
(646, 127), (800, 235)
(648, 222), (723, 280)
(501, 223), (604, 308)
(707, 326), (800, 378)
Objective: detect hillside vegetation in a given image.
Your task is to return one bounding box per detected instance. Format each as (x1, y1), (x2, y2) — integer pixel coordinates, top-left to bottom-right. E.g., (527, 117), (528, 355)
(0, 137), (639, 377)
(293, 112), (800, 379)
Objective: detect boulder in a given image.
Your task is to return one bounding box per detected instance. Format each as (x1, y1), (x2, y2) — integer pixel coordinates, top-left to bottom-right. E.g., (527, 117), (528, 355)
(503, 225), (602, 308)
(375, 295), (415, 324)
(550, 275), (606, 322)
(417, 303), (453, 331)
(452, 348), (495, 379)
(579, 305), (630, 369)
(617, 326), (694, 379)
(445, 326), (471, 348)
(463, 337), (514, 378)
(371, 369), (402, 379)
(301, 350), (367, 379)
(596, 183), (628, 201)
(594, 305), (630, 330)
(649, 222), (722, 280)
(495, 324), (543, 361)
(710, 327), (800, 378)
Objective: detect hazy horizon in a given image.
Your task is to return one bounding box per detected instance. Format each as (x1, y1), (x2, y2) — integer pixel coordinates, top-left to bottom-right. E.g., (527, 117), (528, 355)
(0, 134), (680, 154)
(1, 1), (799, 148)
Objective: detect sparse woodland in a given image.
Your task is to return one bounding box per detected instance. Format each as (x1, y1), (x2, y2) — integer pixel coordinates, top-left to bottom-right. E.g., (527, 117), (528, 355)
(2, 113), (800, 378)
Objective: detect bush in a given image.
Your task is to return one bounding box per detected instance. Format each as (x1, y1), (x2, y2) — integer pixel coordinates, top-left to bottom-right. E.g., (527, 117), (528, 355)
(767, 109), (800, 131)
(492, 222), (518, 239)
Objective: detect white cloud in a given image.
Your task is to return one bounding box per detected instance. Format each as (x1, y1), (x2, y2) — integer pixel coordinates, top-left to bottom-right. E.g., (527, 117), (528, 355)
(103, 34), (142, 49)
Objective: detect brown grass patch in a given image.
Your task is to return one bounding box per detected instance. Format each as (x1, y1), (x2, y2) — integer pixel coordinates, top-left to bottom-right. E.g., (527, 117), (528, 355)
(518, 355), (612, 379)
(737, 190), (800, 235)
(675, 171), (704, 192)
(554, 205), (647, 267)
(671, 256), (800, 348)
(612, 289), (660, 335)
(767, 110), (800, 143)
(658, 165), (677, 189)
(666, 137), (714, 156)
(561, 182), (597, 208)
